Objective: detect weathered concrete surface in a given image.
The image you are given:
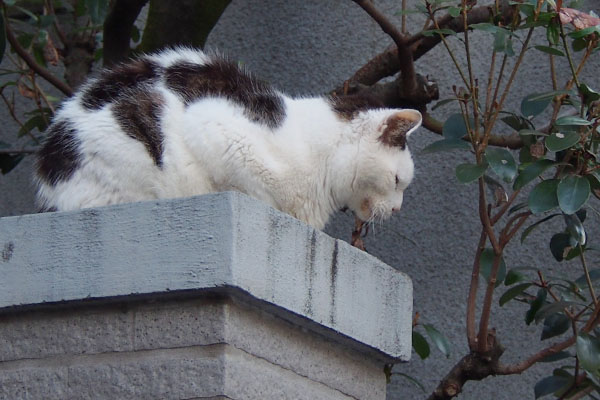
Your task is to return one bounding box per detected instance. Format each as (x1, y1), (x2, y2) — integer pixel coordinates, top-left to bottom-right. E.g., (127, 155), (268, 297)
(0, 192), (413, 399)
(0, 191), (412, 362)
(0, 297), (382, 399)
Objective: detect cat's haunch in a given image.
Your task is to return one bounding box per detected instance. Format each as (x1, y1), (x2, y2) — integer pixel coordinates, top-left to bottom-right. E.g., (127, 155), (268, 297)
(35, 48), (421, 230)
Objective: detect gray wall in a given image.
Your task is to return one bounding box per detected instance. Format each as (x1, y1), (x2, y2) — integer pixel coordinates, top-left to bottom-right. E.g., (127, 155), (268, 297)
(1, 0), (600, 398)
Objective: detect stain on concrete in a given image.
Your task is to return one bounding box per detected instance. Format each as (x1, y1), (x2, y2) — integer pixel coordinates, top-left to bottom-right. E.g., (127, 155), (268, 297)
(330, 241), (339, 324)
(304, 230), (318, 316)
(2, 242), (14, 262)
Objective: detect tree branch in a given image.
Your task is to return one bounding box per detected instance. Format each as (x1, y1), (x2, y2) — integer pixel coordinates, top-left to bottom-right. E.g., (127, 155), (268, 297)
(346, 2), (515, 87)
(422, 112), (524, 149)
(2, 4), (73, 96)
(497, 336), (577, 375)
(352, 0), (417, 95)
(103, 0), (149, 66)
(467, 230), (487, 350)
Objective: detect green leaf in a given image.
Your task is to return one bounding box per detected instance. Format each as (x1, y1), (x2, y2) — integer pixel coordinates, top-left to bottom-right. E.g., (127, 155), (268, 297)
(547, 21), (560, 45)
(534, 45), (565, 57)
(527, 90), (572, 102)
(18, 115), (47, 137)
(521, 214), (561, 243)
(130, 25), (141, 43)
(555, 116), (592, 126)
(421, 139), (470, 154)
(443, 113), (469, 140)
(529, 179), (559, 214)
(509, 201), (529, 215)
(521, 93), (552, 119)
(480, 248), (506, 288)
(501, 114), (530, 131)
(580, 83), (600, 106)
(412, 331), (430, 359)
(526, 288), (547, 325)
(423, 324), (451, 357)
(504, 267), (537, 285)
(534, 375), (571, 398)
(432, 98), (458, 110)
(540, 351), (572, 363)
(575, 269), (600, 289)
(0, 153), (24, 174)
(514, 159), (555, 190)
(422, 28), (457, 36)
(0, 10), (5, 64)
(456, 163), (488, 183)
(448, 6), (461, 17)
(545, 131), (580, 152)
(499, 283), (532, 306)
(485, 147), (517, 183)
(494, 29), (514, 56)
(14, 6), (38, 23)
(557, 175), (590, 215)
(85, 0), (109, 25)
(535, 302), (579, 324)
(577, 333), (600, 382)
(541, 314), (571, 340)
(564, 213), (586, 245)
(569, 26), (600, 39)
(572, 36), (587, 52)
(550, 232), (577, 261)
(518, 129), (547, 136)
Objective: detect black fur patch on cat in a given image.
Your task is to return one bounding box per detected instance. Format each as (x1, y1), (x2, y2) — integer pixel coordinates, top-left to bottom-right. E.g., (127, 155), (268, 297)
(379, 116), (415, 150)
(81, 58), (160, 110)
(36, 120), (82, 185)
(165, 58), (285, 128)
(113, 88), (165, 167)
(329, 93), (384, 120)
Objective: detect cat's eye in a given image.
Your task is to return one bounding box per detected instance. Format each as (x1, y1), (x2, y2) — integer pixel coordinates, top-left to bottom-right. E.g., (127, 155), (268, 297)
(395, 176), (399, 187)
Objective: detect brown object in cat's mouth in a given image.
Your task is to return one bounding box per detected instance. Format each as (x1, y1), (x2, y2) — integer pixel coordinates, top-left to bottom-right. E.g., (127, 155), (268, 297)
(351, 216), (368, 252)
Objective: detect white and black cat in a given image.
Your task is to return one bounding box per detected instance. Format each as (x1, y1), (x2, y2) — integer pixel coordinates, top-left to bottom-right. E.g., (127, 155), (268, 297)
(35, 48), (421, 230)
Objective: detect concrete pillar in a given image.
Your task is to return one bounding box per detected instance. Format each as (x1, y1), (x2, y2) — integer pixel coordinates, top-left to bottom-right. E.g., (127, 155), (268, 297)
(0, 192), (412, 399)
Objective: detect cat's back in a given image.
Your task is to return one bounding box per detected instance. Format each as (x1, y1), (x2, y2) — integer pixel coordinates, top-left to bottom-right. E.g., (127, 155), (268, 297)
(34, 48), (278, 211)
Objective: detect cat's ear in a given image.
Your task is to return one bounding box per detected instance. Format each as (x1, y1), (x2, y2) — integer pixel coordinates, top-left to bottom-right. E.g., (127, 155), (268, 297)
(378, 110), (422, 149)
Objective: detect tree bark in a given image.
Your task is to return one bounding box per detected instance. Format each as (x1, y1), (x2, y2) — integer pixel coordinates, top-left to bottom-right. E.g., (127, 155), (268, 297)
(139, 0), (232, 53)
(103, 0), (149, 66)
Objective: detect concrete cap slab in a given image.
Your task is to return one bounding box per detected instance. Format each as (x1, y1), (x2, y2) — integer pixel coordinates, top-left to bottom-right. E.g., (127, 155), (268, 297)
(0, 192), (412, 362)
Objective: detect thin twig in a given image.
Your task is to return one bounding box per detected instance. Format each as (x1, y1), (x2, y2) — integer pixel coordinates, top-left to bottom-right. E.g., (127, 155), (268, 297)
(2, 3), (73, 96)
(497, 336), (576, 374)
(559, 21), (580, 89)
(483, 26), (536, 141)
(352, 0), (417, 94)
(44, 0), (68, 46)
(484, 51), (498, 117)
(490, 189), (521, 224)
(467, 229), (487, 350)
(500, 211), (531, 246)
(477, 252), (503, 353)
(0, 91), (24, 130)
(427, 4), (469, 88)
(579, 243), (598, 307)
(461, 0), (480, 143)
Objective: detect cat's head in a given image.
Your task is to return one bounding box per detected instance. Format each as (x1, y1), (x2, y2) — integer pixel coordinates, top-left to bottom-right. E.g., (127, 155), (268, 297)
(340, 108), (422, 223)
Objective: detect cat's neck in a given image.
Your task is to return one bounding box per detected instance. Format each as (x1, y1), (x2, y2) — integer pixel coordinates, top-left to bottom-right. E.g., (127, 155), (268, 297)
(272, 97), (357, 228)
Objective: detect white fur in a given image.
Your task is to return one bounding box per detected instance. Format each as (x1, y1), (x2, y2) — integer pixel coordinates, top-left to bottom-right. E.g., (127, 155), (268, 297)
(35, 49), (421, 230)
